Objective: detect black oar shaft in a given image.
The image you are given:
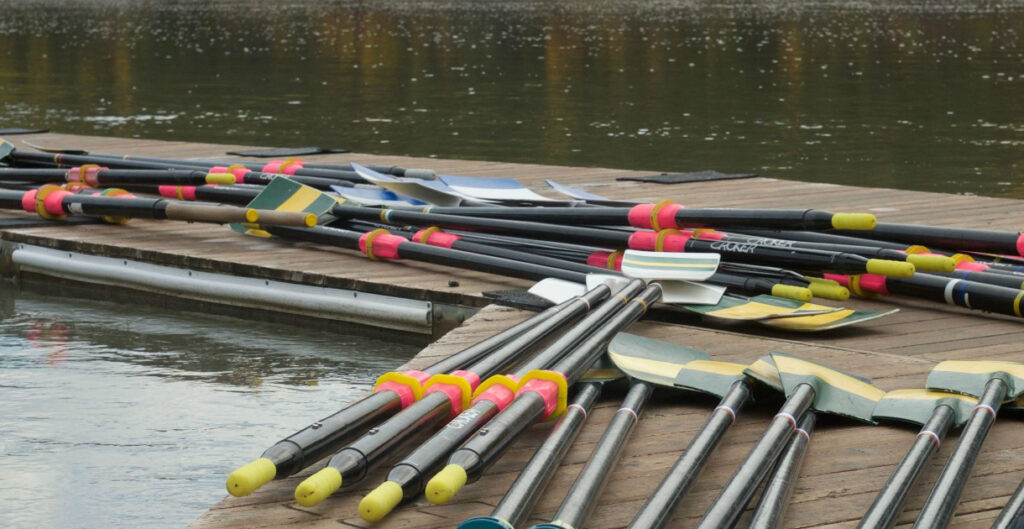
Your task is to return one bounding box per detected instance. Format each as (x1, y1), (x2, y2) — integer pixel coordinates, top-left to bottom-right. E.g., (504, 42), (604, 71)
(859, 405), (956, 529)
(546, 381), (654, 529)
(748, 411), (817, 529)
(487, 382), (603, 527)
(883, 274), (1024, 319)
(913, 378), (1009, 529)
(695, 383), (816, 529)
(836, 222), (1023, 256)
(991, 478), (1024, 529)
(627, 379), (752, 529)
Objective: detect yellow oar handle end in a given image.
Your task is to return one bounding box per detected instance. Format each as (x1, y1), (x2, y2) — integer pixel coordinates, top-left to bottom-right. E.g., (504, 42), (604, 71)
(206, 173), (237, 185)
(294, 467), (342, 507)
(807, 282), (850, 301)
(359, 481), (404, 521)
(425, 464), (467, 505)
(831, 213), (877, 230)
(226, 458), (277, 497)
(905, 254), (956, 273)
(770, 284), (814, 302)
(866, 259), (916, 278)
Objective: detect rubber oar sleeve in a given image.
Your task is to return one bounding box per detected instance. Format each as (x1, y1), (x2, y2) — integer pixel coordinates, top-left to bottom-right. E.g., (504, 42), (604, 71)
(250, 209), (318, 227)
(163, 202), (251, 223)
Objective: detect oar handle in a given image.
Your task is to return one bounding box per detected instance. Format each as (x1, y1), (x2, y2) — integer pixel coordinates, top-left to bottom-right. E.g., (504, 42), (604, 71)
(627, 379), (752, 529)
(858, 405), (956, 529)
(913, 377), (1009, 529)
(163, 202), (251, 223)
(748, 411), (817, 529)
(250, 209), (318, 227)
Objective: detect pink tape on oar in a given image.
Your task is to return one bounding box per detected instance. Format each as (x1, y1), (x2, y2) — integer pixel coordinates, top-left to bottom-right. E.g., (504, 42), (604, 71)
(587, 251), (624, 270)
(823, 273), (850, 286)
(359, 230), (406, 260)
(43, 189), (70, 216)
(280, 161), (304, 175)
(628, 230), (657, 250)
(375, 370), (432, 408)
(655, 202), (684, 230)
(626, 230), (691, 252)
(472, 375), (520, 411)
(956, 262), (989, 272)
(517, 378), (561, 419)
(857, 274), (890, 295)
(1018, 234), (1024, 257)
(627, 204), (655, 228)
(262, 161), (283, 173)
(693, 230), (726, 240)
(424, 370), (482, 418)
(412, 228), (461, 248)
(20, 190), (37, 213)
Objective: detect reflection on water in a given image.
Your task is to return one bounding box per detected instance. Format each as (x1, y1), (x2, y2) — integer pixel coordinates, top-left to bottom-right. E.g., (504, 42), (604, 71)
(0, 0), (1021, 197)
(0, 282), (419, 529)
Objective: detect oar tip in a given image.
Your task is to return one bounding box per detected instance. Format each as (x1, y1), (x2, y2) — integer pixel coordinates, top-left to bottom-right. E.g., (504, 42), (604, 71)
(294, 467), (342, 507)
(866, 259), (916, 278)
(806, 281), (850, 301)
(359, 481), (404, 521)
(206, 173), (237, 185)
(831, 213), (877, 230)
(225, 458), (277, 497)
(770, 284), (813, 302)
(905, 253), (956, 273)
(425, 464), (467, 505)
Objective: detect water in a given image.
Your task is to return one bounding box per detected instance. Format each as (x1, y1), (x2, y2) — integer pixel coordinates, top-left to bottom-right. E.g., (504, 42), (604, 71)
(0, 0), (1022, 197)
(0, 282), (420, 529)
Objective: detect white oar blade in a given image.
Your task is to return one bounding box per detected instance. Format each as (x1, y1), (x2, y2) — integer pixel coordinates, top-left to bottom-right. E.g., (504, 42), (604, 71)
(585, 273), (632, 294)
(350, 162), (465, 206)
(621, 250), (720, 281)
(528, 278), (585, 304)
(660, 280), (726, 305)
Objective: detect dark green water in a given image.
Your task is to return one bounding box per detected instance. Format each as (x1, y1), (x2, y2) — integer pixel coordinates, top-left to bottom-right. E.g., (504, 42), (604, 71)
(0, 283), (419, 529)
(0, 0), (1022, 197)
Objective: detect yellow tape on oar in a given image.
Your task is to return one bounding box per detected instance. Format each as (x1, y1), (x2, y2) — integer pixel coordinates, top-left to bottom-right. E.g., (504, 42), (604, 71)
(773, 354), (885, 403)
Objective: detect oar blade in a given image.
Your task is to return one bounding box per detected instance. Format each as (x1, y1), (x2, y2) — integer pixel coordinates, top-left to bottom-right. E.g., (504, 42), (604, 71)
(872, 389), (977, 427)
(660, 280), (726, 305)
(351, 162), (466, 206)
(0, 139), (14, 160)
(672, 360), (749, 398)
(234, 177), (339, 235)
(744, 355), (782, 392)
(439, 174), (566, 204)
(676, 294), (898, 331)
(528, 278), (585, 304)
(606, 333), (710, 389)
(926, 361), (1024, 399)
(621, 250), (720, 281)
(771, 352), (884, 423)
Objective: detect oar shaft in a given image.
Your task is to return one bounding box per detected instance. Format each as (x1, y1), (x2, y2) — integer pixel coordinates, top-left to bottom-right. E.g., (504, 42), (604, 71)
(546, 381), (654, 529)
(913, 378), (1009, 529)
(991, 477), (1024, 529)
(483, 382), (603, 528)
(695, 383), (816, 529)
(748, 411), (817, 529)
(836, 222), (1024, 256)
(859, 405), (956, 529)
(627, 379), (752, 529)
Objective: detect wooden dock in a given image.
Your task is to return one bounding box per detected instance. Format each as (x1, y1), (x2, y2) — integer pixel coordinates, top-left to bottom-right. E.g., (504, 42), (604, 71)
(1, 132), (1022, 528)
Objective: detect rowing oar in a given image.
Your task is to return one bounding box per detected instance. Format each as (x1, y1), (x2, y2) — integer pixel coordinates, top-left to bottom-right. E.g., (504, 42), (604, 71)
(858, 389), (978, 529)
(747, 412), (816, 529)
(414, 202), (877, 231)
(424, 284), (664, 505)
(292, 283), (621, 507)
(834, 222), (1024, 257)
(524, 380), (654, 529)
(455, 370), (617, 529)
(225, 295), (589, 497)
(609, 347), (760, 529)
(331, 206), (912, 277)
(357, 281), (647, 520)
(992, 478), (1024, 529)
(157, 184), (261, 205)
(0, 186), (314, 227)
(2, 146), (434, 184)
(825, 272), (1024, 320)
(691, 230), (956, 273)
(927, 269), (1024, 291)
(0, 167), (237, 187)
(912, 361), (1024, 529)
(695, 353), (884, 529)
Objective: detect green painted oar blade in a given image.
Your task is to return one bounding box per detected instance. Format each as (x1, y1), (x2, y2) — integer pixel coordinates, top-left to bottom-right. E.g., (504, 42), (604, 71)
(926, 361), (1024, 400)
(672, 360), (749, 398)
(606, 333), (710, 389)
(581, 355), (624, 384)
(771, 352), (885, 423)
(678, 294), (898, 332)
(232, 177), (340, 235)
(744, 355), (782, 392)
(872, 389), (977, 427)
(0, 139), (14, 160)
(621, 250), (720, 281)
